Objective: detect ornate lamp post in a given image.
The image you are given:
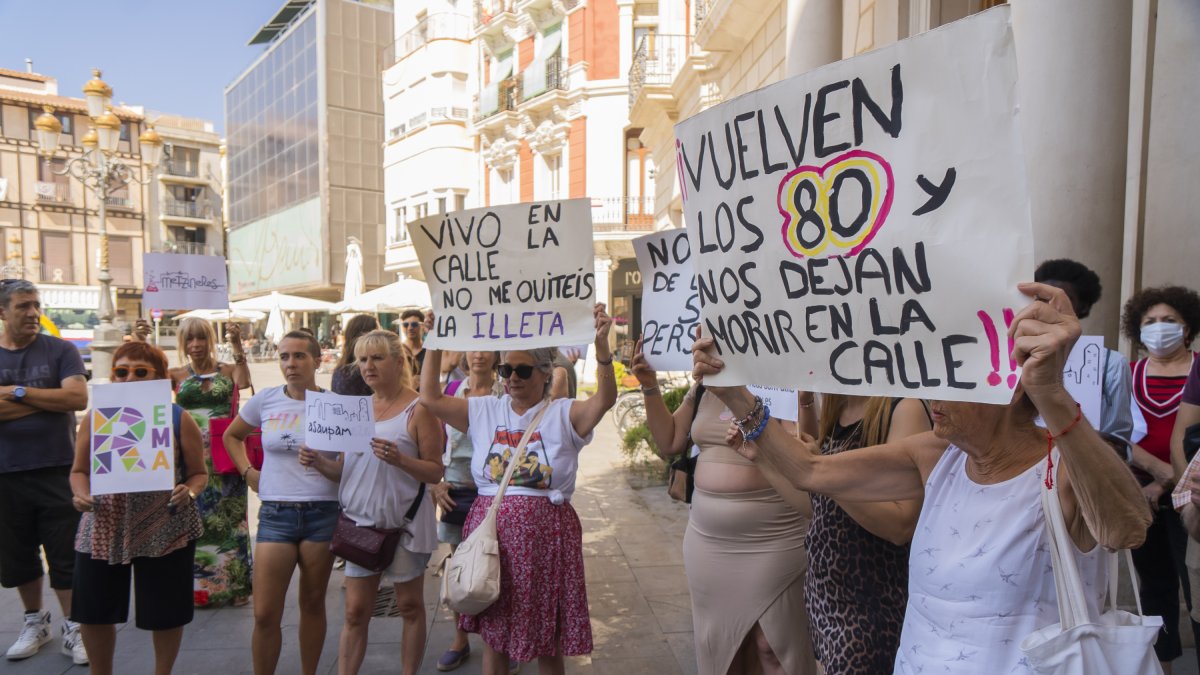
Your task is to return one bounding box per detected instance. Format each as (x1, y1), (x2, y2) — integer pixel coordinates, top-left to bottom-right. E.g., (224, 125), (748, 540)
(32, 69), (164, 382)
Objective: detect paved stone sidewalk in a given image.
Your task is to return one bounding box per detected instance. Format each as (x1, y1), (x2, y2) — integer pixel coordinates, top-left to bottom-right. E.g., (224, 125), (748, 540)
(0, 384), (697, 675)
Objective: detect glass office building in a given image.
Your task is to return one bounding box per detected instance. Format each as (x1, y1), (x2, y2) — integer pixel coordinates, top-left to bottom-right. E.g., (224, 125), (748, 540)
(225, 0), (393, 299)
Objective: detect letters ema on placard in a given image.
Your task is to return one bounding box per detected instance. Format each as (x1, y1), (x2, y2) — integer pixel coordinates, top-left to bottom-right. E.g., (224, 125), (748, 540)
(142, 253), (230, 311)
(674, 7), (1031, 404)
(89, 379), (175, 495)
(410, 199), (598, 351)
(304, 391), (376, 454)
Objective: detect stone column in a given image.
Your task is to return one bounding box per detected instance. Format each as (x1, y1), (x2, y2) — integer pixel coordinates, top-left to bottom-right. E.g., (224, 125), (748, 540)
(1010, 0), (1134, 344)
(785, 0), (842, 78)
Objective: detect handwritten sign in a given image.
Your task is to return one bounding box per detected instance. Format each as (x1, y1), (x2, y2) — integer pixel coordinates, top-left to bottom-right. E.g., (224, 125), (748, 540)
(411, 200), (597, 350)
(142, 253), (230, 311)
(675, 8), (1030, 403)
(747, 385), (799, 422)
(304, 391), (375, 453)
(1036, 336), (1104, 430)
(633, 229), (699, 371)
(90, 380), (175, 495)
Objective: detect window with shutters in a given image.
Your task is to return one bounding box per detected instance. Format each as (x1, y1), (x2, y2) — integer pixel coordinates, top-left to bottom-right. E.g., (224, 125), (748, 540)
(39, 231), (73, 283)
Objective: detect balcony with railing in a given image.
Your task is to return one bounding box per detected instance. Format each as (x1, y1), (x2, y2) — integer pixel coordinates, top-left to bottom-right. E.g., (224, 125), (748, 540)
(35, 181), (69, 204)
(163, 160), (199, 178)
(475, 78), (520, 123)
(161, 241), (214, 256)
(163, 201), (211, 220)
(382, 13), (473, 66)
(522, 55), (567, 102)
(591, 196), (657, 233)
(104, 194), (133, 210)
(692, 0), (772, 51)
(474, 0), (517, 36)
(39, 263), (74, 284)
(629, 34), (696, 111)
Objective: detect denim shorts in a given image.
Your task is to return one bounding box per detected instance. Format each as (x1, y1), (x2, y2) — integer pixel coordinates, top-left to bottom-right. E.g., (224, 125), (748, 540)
(256, 501), (339, 544)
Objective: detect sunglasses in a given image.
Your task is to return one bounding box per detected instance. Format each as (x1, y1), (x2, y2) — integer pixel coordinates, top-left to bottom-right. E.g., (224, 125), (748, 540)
(401, 321), (422, 328)
(496, 364), (537, 380)
(112, 367), (152, 379)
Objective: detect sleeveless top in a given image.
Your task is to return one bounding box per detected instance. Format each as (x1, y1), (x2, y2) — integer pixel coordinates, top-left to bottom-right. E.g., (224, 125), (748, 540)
(894, 445), (1106, 674)
(805, 414), (910, 673)
(1131, 354), (1195, 462)
(76, 405), (204, 564)
(339, 400), (436, 553)
(175, 366), (235, 420)
(444, 380), (496, 487)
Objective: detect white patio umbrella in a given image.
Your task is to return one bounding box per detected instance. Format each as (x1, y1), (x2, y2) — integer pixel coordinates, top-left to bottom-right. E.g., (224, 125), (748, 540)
(264, 304), (287, 345)
(332, 277), (431, 314)
(175, 308), (266, 322)
(231, 291), (335, 313)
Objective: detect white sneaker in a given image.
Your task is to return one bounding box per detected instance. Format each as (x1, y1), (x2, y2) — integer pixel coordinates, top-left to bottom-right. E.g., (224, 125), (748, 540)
(61, 620), (88, 665)
(5, 610), (51, 660)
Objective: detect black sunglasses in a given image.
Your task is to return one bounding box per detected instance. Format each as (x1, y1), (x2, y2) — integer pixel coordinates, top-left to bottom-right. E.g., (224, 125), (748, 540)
(401, 321), (422, 328)
(496, 364), (537, 380)
(112, 367), (152, 379)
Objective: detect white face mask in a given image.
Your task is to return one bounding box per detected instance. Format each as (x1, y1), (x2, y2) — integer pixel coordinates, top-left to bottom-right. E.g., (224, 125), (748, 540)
(1141, 322), (1185, 357)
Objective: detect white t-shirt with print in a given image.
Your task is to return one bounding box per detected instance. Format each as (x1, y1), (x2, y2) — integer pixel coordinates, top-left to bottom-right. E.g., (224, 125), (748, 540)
(467, 396), (592, 500)
(238, 385), (339, 502)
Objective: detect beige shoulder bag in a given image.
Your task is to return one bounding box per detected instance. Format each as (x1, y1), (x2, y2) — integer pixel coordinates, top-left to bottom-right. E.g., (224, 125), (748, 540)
(442, 398), (551, 615)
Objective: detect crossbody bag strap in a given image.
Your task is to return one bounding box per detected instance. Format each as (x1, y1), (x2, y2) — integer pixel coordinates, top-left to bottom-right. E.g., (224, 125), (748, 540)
(486, 399), (552, 516)
(402, 482), (426, 524)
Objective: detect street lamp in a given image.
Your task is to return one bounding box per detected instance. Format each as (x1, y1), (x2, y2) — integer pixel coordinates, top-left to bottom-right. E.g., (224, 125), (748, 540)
(32, 69), (163, 383)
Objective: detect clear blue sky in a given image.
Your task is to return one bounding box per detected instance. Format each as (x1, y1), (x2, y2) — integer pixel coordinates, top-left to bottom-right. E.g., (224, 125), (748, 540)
(0, 0), (285, 135)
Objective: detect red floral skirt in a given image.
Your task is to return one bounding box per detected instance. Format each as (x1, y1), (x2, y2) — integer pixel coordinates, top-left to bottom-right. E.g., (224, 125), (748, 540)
(458, 495), (593, 661)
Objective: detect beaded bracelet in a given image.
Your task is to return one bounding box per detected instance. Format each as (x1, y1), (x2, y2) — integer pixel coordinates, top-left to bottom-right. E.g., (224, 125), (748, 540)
(744, 406), (771, 441)
(733, 396), (764, 431)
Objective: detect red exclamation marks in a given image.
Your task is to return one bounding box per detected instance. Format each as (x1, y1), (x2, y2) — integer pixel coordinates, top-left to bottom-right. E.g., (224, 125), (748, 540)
(977, 310), (1002, 386)
(1002, 308), (1017, 388)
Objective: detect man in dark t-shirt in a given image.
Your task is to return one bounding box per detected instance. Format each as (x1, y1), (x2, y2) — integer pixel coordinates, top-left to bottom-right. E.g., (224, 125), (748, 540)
(0, 279), (89, 664)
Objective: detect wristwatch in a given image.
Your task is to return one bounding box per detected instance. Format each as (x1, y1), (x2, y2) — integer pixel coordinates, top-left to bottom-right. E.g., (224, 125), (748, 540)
(12, 386), (26, 402)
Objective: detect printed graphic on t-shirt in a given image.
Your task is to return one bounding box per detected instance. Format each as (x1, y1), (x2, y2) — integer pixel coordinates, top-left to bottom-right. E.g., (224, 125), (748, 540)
(264, 413), (303, 451)
(484, 426), (553, 489)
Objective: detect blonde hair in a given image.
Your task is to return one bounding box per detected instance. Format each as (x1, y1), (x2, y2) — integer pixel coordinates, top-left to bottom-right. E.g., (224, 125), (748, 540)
(818, 394), (895, 449)
(354, 329), (412, 390)
(177, 317), (218, 367)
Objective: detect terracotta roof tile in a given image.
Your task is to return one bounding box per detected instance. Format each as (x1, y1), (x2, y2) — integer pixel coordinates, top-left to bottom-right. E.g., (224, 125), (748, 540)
(0, 67), (52, 83)
(0, 90), (143, 121)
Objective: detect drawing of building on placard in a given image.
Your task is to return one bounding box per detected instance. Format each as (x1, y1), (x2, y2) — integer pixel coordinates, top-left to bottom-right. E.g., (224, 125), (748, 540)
(1063, 341), (1102, 387)
(305, 397), (370, 423)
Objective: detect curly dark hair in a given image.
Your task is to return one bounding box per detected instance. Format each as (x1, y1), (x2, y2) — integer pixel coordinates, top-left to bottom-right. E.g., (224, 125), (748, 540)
(1121, 285), (1200, 349)
(1034, 259), (1102, 318)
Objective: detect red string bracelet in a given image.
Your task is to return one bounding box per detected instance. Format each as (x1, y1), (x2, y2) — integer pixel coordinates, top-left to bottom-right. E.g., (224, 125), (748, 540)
(1044, 402), (1083, 489)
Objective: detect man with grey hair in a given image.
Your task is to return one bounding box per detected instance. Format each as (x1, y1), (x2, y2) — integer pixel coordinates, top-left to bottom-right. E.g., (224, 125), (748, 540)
(0, 279), (89, 664)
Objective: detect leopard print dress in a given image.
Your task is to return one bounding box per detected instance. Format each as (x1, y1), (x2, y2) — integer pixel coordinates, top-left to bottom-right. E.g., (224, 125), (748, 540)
(804, 419), (909, 674)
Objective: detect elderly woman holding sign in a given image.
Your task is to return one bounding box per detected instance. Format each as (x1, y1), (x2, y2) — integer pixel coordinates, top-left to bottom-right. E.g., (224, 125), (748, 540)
(692, 283), (1153, 674)
(420, 303), (616, 675)
(69, 341), (206, 675)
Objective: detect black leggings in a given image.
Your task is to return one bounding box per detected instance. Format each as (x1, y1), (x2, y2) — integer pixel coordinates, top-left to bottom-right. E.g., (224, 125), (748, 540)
(1131, 500), (1200, 663)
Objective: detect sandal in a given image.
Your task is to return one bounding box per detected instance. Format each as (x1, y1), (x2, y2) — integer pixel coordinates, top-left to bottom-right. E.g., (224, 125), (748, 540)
(436, 645), (471, 671)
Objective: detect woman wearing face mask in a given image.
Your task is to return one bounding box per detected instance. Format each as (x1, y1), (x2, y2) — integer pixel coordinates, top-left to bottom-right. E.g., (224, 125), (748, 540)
(1122, 284), (1200, 673)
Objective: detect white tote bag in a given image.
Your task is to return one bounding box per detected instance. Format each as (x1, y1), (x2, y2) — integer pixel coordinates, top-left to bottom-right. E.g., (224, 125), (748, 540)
(1020, 457), (1163, 675)
(441, 399), (550, 616)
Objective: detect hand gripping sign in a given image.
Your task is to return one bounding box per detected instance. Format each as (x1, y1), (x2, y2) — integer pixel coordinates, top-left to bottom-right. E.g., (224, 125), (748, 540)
(675, 7), (1032, 403)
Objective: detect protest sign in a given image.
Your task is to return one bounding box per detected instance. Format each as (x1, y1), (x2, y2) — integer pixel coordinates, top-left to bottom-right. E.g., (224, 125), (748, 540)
(675, 8), (1031, 404)
(142, 253), (230, 311)
(304, 391), (375, 454)
(90, 380), (175, 495)
(411, 200), (597, 350)
(1035, 336), (1104, 430)
(747, 385), (799, 422)
(634, 229), (699, 371)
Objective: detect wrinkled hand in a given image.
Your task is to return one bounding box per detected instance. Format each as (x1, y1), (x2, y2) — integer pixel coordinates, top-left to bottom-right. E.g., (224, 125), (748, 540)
(225, 323), (243, 347)
(1009, 282), (1082, 401)
(371, 437), (403, 467)
(72, 492), (96, 513)
(1143, 481), (1166, 512)
(431, 481), (457, 512)
(630, 337), (658, 389)
(133, 319), (152, 342)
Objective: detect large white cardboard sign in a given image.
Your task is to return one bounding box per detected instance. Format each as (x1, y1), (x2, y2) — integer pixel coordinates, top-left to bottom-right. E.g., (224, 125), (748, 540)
(633, 229), (699, 372)
(411, 200), (597, 350)
(90, 380), (175, 495)
(142, 253), (230, 310)
(304, 391), (375, 454)
(675, 8), (1031, 403)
